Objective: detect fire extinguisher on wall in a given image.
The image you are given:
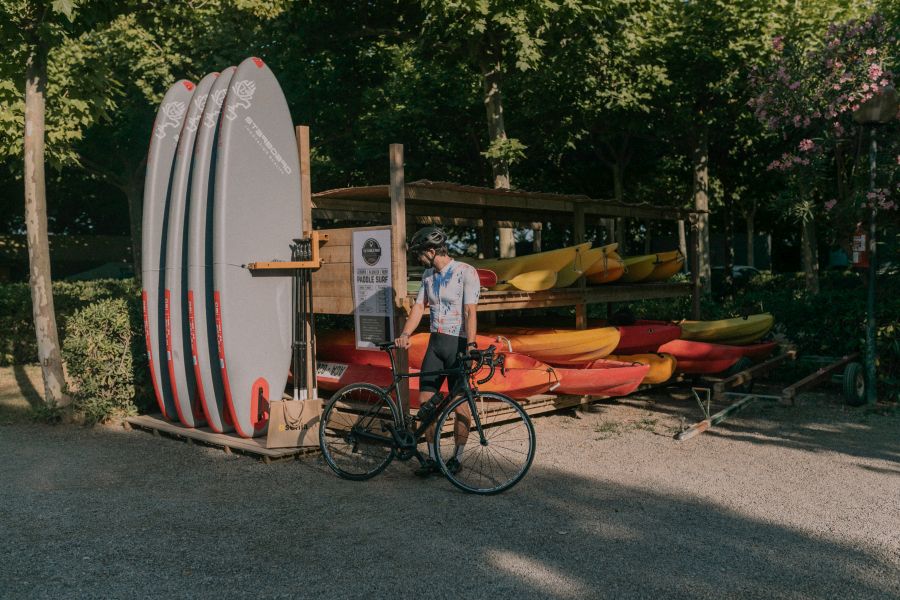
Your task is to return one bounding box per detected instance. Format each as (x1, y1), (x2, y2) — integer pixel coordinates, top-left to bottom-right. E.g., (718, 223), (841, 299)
(851, 222), (869, 268)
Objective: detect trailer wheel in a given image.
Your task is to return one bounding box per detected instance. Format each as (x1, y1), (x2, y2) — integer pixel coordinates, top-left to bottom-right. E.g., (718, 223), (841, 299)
(842, 362), (866, 406)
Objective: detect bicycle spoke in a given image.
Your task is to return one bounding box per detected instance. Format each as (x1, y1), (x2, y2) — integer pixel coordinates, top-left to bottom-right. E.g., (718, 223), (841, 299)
(320, 384), (398, 481)
(437, 393), (535, 494)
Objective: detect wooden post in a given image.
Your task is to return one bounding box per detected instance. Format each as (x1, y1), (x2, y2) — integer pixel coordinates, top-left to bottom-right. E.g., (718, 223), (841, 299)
(297, 126), (312, 230)
(690, 216), (701, 320)
(389, 144), (410, 415)
(479, 216), (496, 259)
(573, 202), (587, 329)
(296, 126), (315, 394)
(573, 203), (586, 244)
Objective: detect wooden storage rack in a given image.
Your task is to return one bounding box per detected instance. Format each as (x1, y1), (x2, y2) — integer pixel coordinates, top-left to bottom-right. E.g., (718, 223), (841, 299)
(303, 137), (704, 412)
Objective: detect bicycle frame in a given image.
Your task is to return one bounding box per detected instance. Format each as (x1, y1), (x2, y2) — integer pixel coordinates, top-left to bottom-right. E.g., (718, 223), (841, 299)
(376, 345), (491, 448)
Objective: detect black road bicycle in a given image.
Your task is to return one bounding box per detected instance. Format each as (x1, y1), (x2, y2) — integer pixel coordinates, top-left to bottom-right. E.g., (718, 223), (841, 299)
(319, 343), (536, 494)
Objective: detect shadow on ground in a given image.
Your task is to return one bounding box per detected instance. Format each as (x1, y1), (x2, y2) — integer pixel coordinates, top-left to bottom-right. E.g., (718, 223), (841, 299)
(0, 419), (896, 599)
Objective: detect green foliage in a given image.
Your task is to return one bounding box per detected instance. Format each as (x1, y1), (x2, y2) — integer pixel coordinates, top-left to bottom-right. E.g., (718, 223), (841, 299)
(481, 136), (527, 167)
(61, 295), (148, 422)
(30, 399), (64, 424)
(0, 278), (137, 365)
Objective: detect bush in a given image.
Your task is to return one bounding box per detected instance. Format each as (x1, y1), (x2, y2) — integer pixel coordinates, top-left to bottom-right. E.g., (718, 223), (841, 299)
(61, 296), (150, 422)
(0, 278), (137, 366)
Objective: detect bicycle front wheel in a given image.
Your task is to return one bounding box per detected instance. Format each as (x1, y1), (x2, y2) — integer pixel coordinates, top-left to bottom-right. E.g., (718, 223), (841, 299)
(320, 383), (400, 480)
(434, 392), (536, 494)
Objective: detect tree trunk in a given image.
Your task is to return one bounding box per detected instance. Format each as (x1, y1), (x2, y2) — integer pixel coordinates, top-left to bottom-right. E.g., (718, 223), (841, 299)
(723, 194), (734, 300)
(612, 160), (626, 254)
(692, 125), (711, 293)
(480, 58), (515, 257)
(124, 178), (142, 283)
(24, 42), (69, 407)
(801, 216), (820, 294)
(678, 220), (688, 273)
(745, 205), (755, 268)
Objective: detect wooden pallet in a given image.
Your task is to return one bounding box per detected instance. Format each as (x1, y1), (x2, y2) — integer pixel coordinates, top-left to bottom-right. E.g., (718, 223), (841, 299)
(124, 415), (320, 463)
(126, 392), (597, 458)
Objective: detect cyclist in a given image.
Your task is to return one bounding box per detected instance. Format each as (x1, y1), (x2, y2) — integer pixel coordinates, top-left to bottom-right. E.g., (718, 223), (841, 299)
(394, 226), (481, 477)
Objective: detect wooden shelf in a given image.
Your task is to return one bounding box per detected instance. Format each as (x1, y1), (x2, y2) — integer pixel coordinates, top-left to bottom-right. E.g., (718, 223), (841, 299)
(407, 282), (691, 313)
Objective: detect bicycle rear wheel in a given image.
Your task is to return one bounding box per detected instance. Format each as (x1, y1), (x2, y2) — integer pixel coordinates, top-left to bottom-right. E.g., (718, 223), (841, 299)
(320, 383), (400, 480)
(434, 392), (536, 494)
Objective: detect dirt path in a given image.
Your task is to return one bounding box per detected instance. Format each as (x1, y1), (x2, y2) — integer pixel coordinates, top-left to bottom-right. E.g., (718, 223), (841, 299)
(2, 385), (898, 599)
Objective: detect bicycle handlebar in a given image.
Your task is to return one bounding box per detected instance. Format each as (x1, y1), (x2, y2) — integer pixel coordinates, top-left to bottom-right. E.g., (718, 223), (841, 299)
(379, 340), (504, 385)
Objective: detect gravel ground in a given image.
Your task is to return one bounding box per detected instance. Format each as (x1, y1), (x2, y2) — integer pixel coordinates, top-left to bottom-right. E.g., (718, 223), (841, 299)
(1, 386), (898, 599)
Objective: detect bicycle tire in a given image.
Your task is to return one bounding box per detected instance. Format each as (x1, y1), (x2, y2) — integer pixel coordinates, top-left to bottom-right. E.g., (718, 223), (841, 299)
(434, 392), (536, 495)
(319, 383), (400, 480)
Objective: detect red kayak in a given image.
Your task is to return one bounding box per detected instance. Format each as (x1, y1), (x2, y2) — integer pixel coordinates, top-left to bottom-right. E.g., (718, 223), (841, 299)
(316, 352), (556, 403)
(477, 268), (498, 287)
(317, 330), (497, 370)
(613, 320), (682, 354)
(657, 339), (777, 374)
(553, 359), (649, 397)
(739, 341), (779, 361)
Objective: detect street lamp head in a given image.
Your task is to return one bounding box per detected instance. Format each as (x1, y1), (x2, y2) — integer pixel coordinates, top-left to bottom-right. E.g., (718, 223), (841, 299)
(853, 85), (899, 125)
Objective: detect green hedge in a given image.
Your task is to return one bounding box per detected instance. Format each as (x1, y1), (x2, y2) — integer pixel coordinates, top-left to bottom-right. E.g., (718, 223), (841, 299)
(62, 297), (150, 422)
(0, 278), (137, 366)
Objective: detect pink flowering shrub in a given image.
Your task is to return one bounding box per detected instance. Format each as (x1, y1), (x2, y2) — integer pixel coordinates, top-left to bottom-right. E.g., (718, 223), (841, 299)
(749, 13), (900, 222)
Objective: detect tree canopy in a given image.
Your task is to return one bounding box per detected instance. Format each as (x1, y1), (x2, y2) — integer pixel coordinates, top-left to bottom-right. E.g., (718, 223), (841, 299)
(1, 0), (898, 275)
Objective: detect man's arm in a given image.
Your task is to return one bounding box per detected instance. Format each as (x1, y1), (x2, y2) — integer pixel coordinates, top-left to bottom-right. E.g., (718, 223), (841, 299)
(396, 303), (424, 348)
(464, 303), (477, 347)
(462, 266), (481, 347)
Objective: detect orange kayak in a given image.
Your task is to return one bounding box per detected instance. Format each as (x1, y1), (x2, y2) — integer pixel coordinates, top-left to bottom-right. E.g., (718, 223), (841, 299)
(606, 353), (677, 384)
(644, 250), (685, 282)
(316, 352), (556, 402)
(554, 359), (649, 397)
(585, 251), (625, 284)
(487, 325), (620, 366)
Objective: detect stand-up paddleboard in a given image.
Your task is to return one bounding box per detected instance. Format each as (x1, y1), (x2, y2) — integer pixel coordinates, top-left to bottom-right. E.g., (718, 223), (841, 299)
(214, 57), (301, 438)
(141, 80), (195, 420)
(187, 66), (236, 433)
(163, 73), (218, 427)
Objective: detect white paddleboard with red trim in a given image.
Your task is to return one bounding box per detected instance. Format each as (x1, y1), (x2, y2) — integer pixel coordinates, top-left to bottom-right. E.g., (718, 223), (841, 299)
(213, 57), (301, 438)
(163, 72), (218, 428)
(187, 66), (236, 433)
(141, 80), (195, 421)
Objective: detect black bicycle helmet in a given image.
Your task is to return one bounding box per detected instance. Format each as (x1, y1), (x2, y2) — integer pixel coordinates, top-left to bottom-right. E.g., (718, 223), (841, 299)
(408, 226), (448, 254)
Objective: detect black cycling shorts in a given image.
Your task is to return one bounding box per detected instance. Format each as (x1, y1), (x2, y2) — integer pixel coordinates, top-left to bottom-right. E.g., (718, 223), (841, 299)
(419, 332), (468, 396)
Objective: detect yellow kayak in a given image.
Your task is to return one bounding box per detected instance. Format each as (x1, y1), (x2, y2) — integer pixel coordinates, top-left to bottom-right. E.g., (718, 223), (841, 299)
(555, 243), (617, 288)
(488, 326), (621, 366)
(620, 254), (657, 283)
(462, 242), (592, 282)
(607, 353), (677, 384)
(494, 269), (558, 292)
(679, 313), (774, 345)
(644, 250), (684, 282)
(586, 251), (625, 284)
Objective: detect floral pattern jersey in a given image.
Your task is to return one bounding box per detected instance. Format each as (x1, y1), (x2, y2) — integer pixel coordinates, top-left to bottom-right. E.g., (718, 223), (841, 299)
(415, 259), (481, 336)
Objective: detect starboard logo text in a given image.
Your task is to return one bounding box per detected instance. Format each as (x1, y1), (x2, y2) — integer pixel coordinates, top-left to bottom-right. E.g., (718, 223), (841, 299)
(362, 238), (382, 265)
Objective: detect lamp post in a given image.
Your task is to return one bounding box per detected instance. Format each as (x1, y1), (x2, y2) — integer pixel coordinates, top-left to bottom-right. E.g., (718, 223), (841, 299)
(852, 85), (898, 405)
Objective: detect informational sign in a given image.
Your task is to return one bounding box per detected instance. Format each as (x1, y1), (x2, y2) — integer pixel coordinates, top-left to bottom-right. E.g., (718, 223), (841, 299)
(352, 228), (394, 349)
